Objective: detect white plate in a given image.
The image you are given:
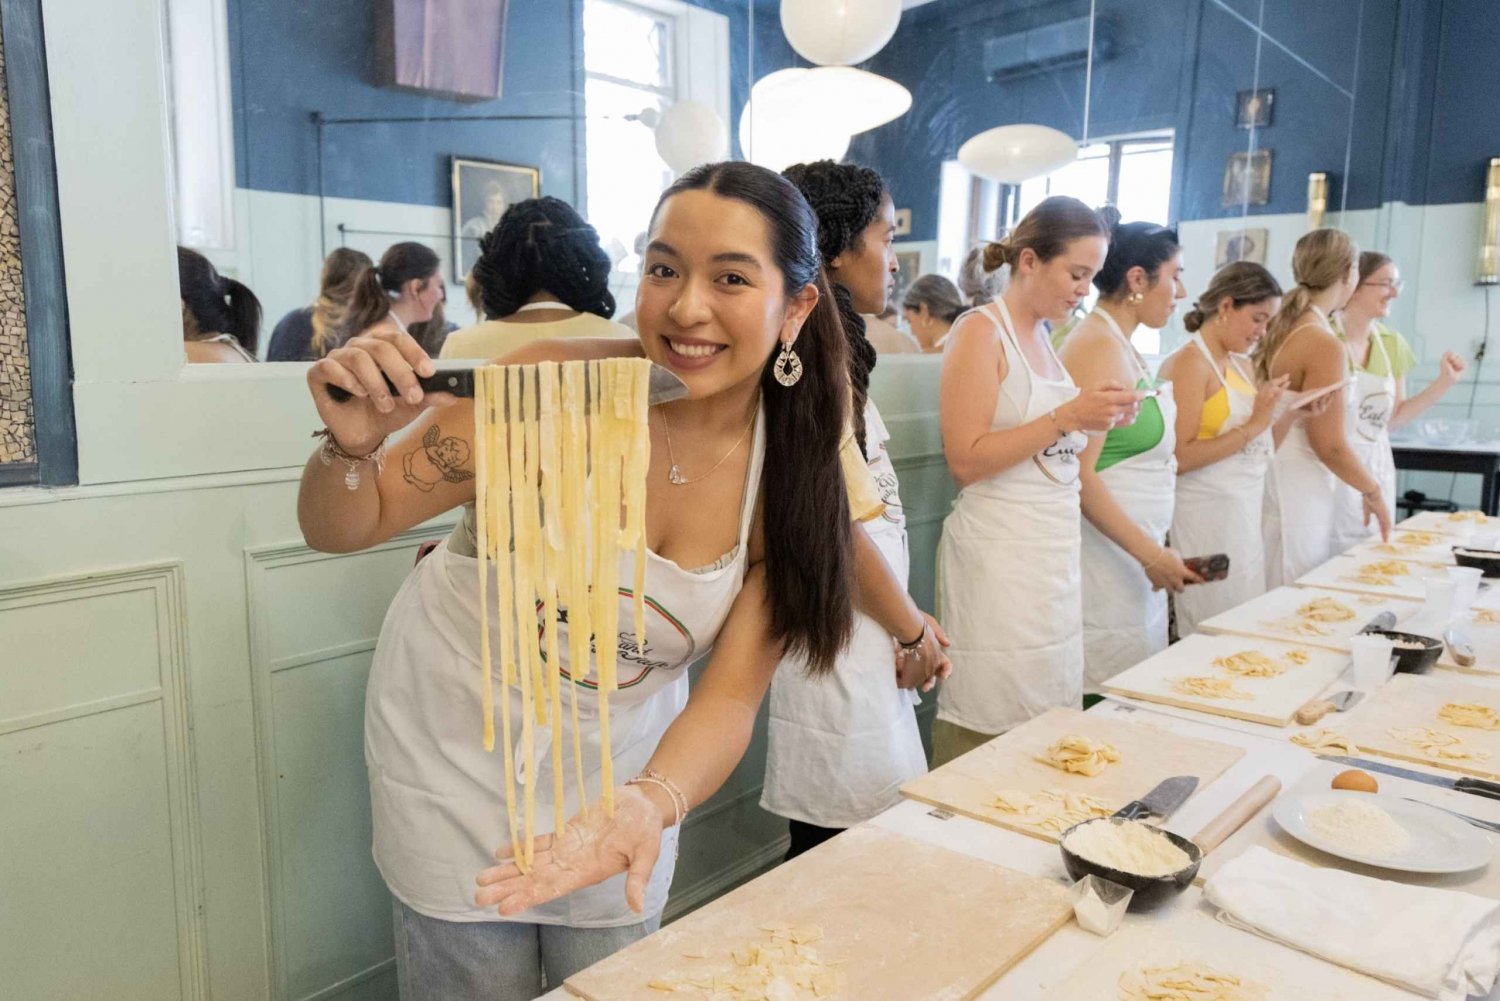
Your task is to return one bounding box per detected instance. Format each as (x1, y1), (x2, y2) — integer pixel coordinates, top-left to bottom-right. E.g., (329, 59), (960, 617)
(1272, 790), (1494, 873)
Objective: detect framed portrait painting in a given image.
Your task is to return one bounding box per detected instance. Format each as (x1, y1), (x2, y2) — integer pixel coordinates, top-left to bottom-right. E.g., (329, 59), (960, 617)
(452, 157), (541, 280)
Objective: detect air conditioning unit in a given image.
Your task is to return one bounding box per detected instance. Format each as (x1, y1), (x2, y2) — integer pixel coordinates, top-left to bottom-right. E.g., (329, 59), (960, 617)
(983, 15), (1112, 83)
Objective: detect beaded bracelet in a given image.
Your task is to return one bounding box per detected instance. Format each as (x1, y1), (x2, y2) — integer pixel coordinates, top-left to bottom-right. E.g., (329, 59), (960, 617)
(313, 428), (387, 491)
(627, 770), (689, 826)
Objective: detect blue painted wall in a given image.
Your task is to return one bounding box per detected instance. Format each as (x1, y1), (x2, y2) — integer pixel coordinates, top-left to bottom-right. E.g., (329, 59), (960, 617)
(227, 0), (793, 209)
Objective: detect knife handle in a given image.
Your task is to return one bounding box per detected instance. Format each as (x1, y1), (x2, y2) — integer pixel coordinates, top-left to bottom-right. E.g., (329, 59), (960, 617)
(1294, 698), (1335, 726)
(325, 370), (475, 404)
(1454, 777), (1500, 801)
(1113, 800), (1151, 821)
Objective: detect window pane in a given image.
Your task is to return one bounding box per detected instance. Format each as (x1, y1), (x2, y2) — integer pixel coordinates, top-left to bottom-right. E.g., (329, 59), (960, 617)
(1015, 142), (1110, 220)
(583, 0), (670, 88)
(1116, 142), (1174, 225)
(585, 77), (671, 278)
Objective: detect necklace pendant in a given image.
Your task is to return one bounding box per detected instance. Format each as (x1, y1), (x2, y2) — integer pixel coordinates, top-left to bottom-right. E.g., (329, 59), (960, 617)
(668, 463), (686, 485)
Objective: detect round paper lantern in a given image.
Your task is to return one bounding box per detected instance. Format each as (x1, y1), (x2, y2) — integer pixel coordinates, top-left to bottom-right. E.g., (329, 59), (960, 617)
(957, 124), (1079, 184)
(780, 0), (902, 66)
(654, 100), (727, 175)
(796, 67), (911, 135)
(739, 69), (852, 172)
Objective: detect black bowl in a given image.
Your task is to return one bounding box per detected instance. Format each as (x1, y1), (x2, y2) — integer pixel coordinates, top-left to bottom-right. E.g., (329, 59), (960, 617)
(1058, 818), (1202, 912)
(1367, 628), (1443, 674)
(1453, 546), (1500, 578)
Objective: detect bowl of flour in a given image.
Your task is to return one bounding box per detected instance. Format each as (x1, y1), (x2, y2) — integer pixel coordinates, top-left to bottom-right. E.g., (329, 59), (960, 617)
(1059, 817), (1203, 911)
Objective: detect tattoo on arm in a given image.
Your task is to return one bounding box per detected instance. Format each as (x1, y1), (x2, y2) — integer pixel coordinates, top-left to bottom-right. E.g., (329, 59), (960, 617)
(402, 424), (476, 492)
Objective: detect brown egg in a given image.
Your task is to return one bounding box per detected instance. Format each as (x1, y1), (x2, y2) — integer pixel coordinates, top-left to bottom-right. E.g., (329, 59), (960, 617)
(1331, 769), (1379, 793)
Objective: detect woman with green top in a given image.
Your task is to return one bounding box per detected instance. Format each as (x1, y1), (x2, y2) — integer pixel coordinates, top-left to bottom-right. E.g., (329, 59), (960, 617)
(1329, 251), (1466, 549)
(1059, 213), (1202, 691)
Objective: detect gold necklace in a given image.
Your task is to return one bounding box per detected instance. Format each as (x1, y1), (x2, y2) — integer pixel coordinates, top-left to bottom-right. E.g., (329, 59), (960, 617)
(660, 407), (755, 486)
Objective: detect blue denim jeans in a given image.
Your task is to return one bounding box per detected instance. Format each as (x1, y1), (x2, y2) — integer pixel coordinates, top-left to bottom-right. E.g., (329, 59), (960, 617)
(393, 900), (662, 1000)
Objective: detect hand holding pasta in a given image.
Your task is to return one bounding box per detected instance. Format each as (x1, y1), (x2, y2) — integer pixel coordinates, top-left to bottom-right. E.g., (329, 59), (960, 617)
(475, 783), (667, 916)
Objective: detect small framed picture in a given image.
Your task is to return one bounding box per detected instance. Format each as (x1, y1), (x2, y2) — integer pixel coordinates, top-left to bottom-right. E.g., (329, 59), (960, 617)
(1215, 228), (1268, 268)
(451, 157), (542, 280)
(893, 249), (921, 306)
(1236, 88), (1275, 129)
(893, 208), (912, 237)
(1222, 149), (1272, 207)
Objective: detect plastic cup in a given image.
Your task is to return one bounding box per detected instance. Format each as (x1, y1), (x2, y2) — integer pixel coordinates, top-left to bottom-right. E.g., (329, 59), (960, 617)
(1422, 575), (1458, 623)
(1471, 532), (1498, 551)
(1448, 566), (1483, 610)
(1349, 633), (1396, 692)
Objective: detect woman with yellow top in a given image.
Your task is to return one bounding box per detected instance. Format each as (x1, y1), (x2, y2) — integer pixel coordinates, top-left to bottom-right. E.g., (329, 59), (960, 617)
(1257, 229), (1392, 587)
(1160, 263), (1286, 635)
(440, 197), (635, 361)
(1060, 212), (1203, 692)
(1327, 251), (1466, 550)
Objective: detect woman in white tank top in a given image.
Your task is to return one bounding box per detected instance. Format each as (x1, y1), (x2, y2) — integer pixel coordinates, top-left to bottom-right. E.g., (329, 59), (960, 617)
(934, 197), (1142, 763)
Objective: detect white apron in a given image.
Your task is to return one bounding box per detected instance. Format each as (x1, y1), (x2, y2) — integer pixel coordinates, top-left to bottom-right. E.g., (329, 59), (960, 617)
(1329, 326), (1398, 551)
(1263, 311), (1341, 586)
(1171, 336), (1272, 637)
(1079, 310), (1178, 692)
(365, 412), (765, 926)
(937, 299), (1088, 734)
(762, 401), (926, 828)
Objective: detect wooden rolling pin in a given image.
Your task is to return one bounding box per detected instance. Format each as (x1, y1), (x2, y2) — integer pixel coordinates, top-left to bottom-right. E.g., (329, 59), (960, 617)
(1192, 776), (1283, 854)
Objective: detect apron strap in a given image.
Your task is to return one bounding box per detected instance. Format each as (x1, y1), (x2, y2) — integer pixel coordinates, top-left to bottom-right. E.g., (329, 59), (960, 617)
(1092, 308), (1152, 386)
(1190, 333), (1230, 391)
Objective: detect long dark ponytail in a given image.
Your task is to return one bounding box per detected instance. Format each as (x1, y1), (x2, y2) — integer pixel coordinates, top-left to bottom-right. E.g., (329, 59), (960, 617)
(177, 247), (262, 355)
(781, 160), (884, 455)
(651, 162), (854, 675)
(339, 241), (441, 340)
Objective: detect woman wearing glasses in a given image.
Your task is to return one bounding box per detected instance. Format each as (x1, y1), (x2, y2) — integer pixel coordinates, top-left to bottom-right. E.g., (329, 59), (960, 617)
(1329, 251), (1466, 549)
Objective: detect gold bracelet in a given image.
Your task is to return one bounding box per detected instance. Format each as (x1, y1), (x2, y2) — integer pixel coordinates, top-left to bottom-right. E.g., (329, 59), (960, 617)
(1047, 408), (1071, 436)
(629, 769), (689, 825)
(1140, 546), (1168, 573)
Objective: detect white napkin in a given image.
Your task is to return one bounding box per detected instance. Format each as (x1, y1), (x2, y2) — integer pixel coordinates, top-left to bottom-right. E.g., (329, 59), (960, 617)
(1203, 847), (1500, 1000)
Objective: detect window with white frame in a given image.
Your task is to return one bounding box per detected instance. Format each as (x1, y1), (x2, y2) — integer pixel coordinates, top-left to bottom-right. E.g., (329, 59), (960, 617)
(582, 0), (729, 298)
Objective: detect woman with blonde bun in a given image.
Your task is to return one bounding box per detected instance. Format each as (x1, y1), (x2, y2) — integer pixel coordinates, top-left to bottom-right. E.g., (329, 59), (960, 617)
(935, 197), (1142, 762)
(1255, 229), (1391, 587)
(1160, 263), (1285, 634)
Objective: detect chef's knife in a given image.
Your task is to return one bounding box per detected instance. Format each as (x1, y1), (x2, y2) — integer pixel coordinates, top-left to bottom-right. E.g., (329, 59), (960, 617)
(1357, 610), (1398, 634)
(1320, 754), (1500, 802)
(1293, 689), (1364, 725)
(1113, 775), (1198, 822)
(324, 362), (691, 406)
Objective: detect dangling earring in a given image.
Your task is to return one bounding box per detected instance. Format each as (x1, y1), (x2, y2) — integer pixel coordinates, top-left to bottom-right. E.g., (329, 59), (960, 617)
(773, 341), (803, 387)
(1127, 290), (1145, 307)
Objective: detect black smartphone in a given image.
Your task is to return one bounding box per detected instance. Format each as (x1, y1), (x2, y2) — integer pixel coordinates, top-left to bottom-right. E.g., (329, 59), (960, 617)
(1183, 554), (1230, 581)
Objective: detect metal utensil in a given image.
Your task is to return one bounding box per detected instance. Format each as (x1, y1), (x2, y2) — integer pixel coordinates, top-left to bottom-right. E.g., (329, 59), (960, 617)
(1446, 625), (1478, 667)
(1358, 610), (1398, 634)
(1320, 754), (1500, 801)
(325, 362), (691, 406)
(1401, 798), (1500, 835)
(1294, 689), (1365, 726)
(1112, 775), (1198, 822)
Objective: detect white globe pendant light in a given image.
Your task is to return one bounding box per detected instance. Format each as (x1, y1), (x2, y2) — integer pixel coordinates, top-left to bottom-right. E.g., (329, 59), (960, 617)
(739, 69), (852, 173)
(957, 124), (1079, 184)
(794, 67), (911, 135)
(653, 100), (728, 175)
(780, 0), (902, 66)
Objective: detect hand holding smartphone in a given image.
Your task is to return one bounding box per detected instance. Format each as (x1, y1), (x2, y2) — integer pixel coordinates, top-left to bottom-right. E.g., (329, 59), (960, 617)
(1182, 553), (1230, 582)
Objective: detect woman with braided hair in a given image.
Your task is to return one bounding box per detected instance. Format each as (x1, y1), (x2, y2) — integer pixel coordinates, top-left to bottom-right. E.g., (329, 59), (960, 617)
(440, 196), (635, 360)
(764, 160), (941, 859)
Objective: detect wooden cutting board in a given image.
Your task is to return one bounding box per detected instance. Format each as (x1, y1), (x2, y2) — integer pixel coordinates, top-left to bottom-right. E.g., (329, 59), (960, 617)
(898, 708), (1243, 842)
(1398, 509), (1496, 536)
(563, 826), (1072, 1001)
(1197, 760), (1500, 901)
(1328, 672), (1500, 780)
(1042, 901), (1415, 999)
(1102, 633), (1350, 726)
(1197, 585), (1417, 653)
(1297, 552), (1440, 601)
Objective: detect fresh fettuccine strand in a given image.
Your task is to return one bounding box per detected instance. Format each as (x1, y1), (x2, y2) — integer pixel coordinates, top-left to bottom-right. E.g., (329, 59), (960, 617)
(507, 366), (538, 869)
(537, 363), (567, 837)
(561, 363), (589, 809)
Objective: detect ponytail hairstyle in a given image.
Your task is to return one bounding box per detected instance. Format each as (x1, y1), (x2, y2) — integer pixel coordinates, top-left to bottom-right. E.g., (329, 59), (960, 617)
(1091, 206), (1180, 299)
(780, 160), (884, 455)
(309, 247), (373, 357)
(958, 245), (1002, 305)
(650, 161), (853, 676)
(1358, 250), (1394, 284)
(470, 196), (616, 320)
(1182, 262), (1283, 333)
(177, 247), (262, 355)
(903, 274), (966, 323)
(982, 196), (1110, 273)
(338, 241), (442, 341)
(1252, 228), (1357, 380)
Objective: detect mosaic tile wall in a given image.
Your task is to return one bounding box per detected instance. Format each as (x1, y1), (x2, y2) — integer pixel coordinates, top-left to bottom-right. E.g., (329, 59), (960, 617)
(0, 32), (33, 467)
